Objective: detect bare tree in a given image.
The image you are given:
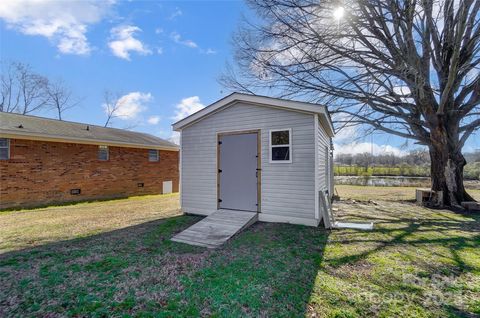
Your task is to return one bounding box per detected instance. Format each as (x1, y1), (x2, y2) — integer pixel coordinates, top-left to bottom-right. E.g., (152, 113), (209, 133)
(1, 62), (49, 114)
(335, 149), (431, 166)
(46, 80), (81, 120)
(101, 90), (139, 130)
(102, 90), (122, 127)
(222, 0), (480, 206)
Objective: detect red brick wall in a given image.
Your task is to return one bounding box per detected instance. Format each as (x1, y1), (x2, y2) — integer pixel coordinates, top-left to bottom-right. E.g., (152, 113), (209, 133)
(0, 139), (179, 209)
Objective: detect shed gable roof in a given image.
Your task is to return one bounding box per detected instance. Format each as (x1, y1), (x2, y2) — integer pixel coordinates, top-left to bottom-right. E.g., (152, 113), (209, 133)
(0, 112), (179, 151)
(172, 93), (334, 137)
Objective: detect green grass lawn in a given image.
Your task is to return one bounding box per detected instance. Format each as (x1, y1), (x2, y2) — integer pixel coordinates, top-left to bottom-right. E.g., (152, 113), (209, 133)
(335, 185), (480, 202)
(1, 188), (479, 317)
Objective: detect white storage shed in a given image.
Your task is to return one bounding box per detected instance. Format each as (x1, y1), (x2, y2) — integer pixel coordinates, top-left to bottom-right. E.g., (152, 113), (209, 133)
(172, 93), (335, 227)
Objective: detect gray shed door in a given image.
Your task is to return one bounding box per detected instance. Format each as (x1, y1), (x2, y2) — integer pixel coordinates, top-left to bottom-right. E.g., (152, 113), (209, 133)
(219, 133), (258, 212)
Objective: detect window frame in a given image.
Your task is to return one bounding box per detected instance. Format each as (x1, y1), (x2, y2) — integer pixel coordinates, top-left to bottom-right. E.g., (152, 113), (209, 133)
(148, 149), (159, 162)
(269, 128), (292, 164)
(98, 145), (109, 161)
(0, 138), (10, 160)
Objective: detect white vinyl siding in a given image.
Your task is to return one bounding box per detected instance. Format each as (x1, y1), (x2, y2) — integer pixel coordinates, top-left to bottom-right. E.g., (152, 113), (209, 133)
(181, 102), (316, 222)
(314, 116), (333, 224)
(316, 117), (332, 194)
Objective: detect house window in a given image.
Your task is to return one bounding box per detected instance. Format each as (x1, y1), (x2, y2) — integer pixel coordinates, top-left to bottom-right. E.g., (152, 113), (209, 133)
(148, 149), (159, 162)
(0, 138), (10, 160)
(98, 145), (109, 161)
(270, 129), (292, 163)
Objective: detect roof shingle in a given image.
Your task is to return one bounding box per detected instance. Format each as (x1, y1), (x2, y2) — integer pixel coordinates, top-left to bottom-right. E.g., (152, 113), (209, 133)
(0, 112), (178, 151)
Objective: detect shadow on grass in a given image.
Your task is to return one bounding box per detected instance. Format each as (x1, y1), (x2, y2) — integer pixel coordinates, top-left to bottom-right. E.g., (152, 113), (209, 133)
(317, 201), (480, 317)
(330, 209), (480, 272)
(0, 215), (329, 317)
(172, 222), (330, 317)
(0, 193), (178, 213)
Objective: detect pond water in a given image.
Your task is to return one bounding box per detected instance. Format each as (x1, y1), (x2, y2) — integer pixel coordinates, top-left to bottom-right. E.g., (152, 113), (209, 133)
(335, 176), (480, 190)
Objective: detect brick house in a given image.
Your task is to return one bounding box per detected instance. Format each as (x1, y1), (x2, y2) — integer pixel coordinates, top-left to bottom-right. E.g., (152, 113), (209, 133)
(0, 112), (179, 209)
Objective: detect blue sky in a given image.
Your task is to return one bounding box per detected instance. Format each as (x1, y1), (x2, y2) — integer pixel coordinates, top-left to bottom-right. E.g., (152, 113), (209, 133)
(1, 0), (478, 154)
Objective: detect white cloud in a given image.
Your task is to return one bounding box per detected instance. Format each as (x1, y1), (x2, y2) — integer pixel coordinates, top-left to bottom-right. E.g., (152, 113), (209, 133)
(169, 132), (180, 145)
(157, 47), (164, 55)
(172, 96), (205, 122)
(334, 125), (357, 143)
(392, 85), (414, 103)
(204, 48), (217, 55)
(108, 25), (152, 60)
(332, 113), (359, 142)
(103, 92), (152, 120)
(168, 7), (183, 20)
(393, 86), (411, 96)
(155, 27), (164, 34)
(170, 32), (198, 48)
(170, 32), (217, 55)
(334, 142), (407, 157)
(0, 0), (113, 55)
(147, 115), (160, 125)
(154, 129), (180, 145)
(168, 96), (205, 145)
(465, 67), (479, 82)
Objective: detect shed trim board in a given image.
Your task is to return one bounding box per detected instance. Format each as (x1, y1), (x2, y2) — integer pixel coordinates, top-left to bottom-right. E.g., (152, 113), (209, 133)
(216, 129), (261, 212)
(329, 141), (334, 195)
(258, 213), (319, 227)
(314, 114), (320, 220)
(173, 92), (334, 137)
(183, 207), (213, 216)
(179, 132), (183, 208)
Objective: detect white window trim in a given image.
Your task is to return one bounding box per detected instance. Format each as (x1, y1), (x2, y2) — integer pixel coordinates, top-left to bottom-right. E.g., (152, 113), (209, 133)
(314, 114), (320, 220)
(98, 145), (109, 161)
(148, 149), (159, 162)
(0, 138), (10, 160)
(269, 128), (292, 164)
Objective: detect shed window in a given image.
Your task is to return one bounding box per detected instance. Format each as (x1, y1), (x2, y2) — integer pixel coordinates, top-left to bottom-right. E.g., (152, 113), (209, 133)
(270, 129), (292, 163)
(0, 138), (10, 160)
(148, 149), (159, 162)
(98, 145), (109, 161)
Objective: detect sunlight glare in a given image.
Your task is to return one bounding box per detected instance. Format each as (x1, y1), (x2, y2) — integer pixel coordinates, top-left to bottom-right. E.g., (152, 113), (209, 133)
(333, 6), (345, 20)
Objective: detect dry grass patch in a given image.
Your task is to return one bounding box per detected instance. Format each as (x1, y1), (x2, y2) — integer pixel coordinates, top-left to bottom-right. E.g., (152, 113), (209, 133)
(0, 194), (180, 253)
(336, 185), (480, 202)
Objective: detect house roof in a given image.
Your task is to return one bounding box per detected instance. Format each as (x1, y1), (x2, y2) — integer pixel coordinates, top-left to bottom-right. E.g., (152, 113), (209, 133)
(0, 112), (179, 151)
(172, 92), (335, 137)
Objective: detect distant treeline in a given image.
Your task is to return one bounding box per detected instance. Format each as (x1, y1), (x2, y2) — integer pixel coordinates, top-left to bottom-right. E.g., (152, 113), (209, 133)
(334, 150), (480, 180)
(335, 149), (432, 166)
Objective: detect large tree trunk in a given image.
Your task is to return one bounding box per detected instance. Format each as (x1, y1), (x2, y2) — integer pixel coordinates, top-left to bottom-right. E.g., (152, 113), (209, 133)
(428, 116), (475, 207)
